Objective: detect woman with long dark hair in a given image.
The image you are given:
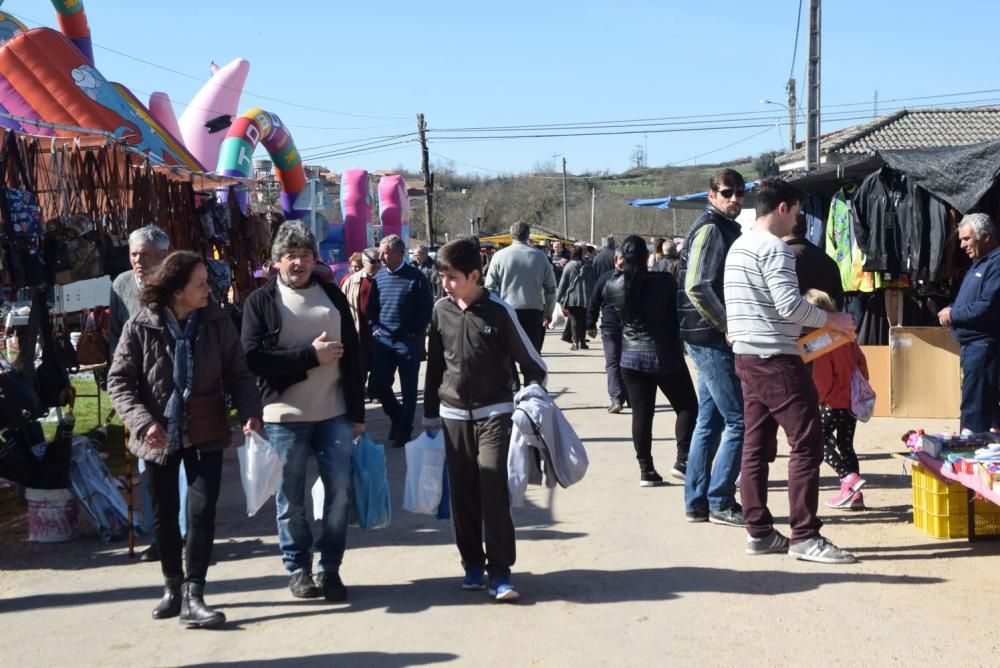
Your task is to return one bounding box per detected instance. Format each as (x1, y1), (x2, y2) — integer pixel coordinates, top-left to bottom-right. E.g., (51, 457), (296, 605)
(555, 244), (595, 350)
(109, 251), (262, 628)
(601, 235), (697, 485)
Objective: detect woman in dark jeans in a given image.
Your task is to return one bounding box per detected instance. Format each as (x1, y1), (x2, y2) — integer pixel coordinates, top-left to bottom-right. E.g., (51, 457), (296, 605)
(601, 235), (697, 486)
(556, 245), (595, 350)
(109, 251), (262, 628)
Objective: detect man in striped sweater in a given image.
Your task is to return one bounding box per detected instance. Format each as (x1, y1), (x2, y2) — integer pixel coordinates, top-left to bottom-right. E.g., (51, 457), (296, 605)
(369, 234), (434, 449)
(723, 178), (857, 565)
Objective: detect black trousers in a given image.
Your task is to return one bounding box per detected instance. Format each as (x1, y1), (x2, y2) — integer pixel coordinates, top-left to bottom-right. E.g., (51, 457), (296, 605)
(621, 365), (698, 472)
(443, 414), (515, 577)
(148, 447), (223, 585)
(820, 406), (858, 478)
(514, 308), (545, 352)
(601, 327), (627, 404)
(567, 306), (588, 346)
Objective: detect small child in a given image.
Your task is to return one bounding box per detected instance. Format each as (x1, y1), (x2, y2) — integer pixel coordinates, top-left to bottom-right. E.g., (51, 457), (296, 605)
(804, 289), (868, 510)
(422, 237), (547, 601)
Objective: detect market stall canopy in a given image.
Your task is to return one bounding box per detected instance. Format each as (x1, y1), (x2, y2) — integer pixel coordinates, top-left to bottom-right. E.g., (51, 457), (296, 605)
(877, 138), (1000, 213)
(628, 181), (759, 210)
(478, 233), (570, 247)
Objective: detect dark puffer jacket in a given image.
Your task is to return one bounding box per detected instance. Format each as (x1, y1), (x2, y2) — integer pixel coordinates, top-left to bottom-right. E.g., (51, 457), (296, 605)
(108, 300), (262, 448)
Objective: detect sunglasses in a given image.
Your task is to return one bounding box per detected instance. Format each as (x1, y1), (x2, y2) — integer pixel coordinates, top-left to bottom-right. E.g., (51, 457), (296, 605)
(717, 188), (746, 199)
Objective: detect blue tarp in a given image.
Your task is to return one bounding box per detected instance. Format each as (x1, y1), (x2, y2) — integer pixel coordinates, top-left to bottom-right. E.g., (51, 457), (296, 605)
(629, 181), (759, 209)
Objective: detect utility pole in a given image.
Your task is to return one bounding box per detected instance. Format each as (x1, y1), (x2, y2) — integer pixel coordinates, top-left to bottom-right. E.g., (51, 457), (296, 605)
(417, 113), (434, 243)
(561, 157), (569, 239)
(589, 187), (596, 244)
(805, 0), (821, 170)
(786, 78), (797, 151)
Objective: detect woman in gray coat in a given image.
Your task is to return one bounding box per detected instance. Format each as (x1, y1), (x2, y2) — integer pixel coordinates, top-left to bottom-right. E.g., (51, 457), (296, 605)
(108, 251), (262, 628)
(555, 245), (596, 350)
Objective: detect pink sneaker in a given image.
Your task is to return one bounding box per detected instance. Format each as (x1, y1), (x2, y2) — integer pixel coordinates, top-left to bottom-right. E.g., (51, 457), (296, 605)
(841, 472), (867, 493)
(825, 473), (866, 509)
(847, 491), (865, 511)
(825, 481), (855, 508)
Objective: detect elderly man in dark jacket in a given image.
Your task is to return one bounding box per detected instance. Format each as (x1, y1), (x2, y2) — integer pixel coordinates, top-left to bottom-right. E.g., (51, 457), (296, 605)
(938, 213), (1000, 433)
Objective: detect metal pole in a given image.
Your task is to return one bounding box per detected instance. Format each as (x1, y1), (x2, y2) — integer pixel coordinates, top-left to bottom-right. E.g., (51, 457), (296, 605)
(786, 78), (797, 151)
(590, 187), (596, 244)
(561, 157), (569, 239)
(417, 113), (434, 243)
(805, 0), (821, 170)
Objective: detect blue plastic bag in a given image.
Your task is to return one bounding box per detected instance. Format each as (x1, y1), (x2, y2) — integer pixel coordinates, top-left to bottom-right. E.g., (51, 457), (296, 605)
(352, 434), (391, 530)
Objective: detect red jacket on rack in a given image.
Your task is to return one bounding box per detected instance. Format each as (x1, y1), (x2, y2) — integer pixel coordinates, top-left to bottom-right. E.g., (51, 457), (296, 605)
(812, 341), (869, 409)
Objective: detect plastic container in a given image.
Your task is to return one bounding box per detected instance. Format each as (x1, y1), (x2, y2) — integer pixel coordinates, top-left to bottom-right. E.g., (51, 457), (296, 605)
(911, 465), (1000, 538)
(25, 487), (79, 542)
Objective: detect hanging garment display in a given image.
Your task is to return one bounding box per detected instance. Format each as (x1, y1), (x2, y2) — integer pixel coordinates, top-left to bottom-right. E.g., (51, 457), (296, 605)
(825, 189), (881, 293)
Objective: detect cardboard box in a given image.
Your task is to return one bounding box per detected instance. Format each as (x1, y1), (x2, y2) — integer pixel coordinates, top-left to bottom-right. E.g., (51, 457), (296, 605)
(859, 345), (891, 418)
(52, 276), (112, 314)
(889, 326), (961, 418)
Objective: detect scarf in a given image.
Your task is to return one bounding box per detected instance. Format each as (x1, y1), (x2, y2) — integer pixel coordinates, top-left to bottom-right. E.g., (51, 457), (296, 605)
(162, 307), (199, 453)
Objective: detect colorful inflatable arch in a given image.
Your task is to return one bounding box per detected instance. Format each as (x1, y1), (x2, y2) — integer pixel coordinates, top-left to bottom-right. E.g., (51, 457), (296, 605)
(216, 108), (306, 219)
(378, 174), (410, 242)
(50, 0), (93, 65)
(0, 27), (201, 168)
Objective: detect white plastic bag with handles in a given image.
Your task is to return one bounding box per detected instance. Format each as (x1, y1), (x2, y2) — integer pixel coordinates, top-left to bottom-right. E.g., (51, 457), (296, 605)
(402, 430), (446, 514)
(236, 430), (282, 517)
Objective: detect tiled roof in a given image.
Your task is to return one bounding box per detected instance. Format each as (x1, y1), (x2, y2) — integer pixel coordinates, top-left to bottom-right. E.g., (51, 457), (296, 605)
(776, 106), (1000, 165)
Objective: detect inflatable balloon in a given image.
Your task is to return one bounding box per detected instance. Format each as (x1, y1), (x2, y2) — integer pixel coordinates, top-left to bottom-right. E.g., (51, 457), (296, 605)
(341, 169), (371, 257)
(179, 58), (250, 170)
(50, 0), (93, 65)
(378, 174), (410, 242)
(216, 108), (306, 219)
(0, 27), (202, 168)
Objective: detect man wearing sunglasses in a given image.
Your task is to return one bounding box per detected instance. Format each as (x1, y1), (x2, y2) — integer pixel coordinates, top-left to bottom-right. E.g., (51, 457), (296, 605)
(676, 168), (748, 528)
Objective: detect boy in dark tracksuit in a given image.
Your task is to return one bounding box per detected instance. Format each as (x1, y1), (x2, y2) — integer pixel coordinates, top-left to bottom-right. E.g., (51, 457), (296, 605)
(422, 237), (548, 602)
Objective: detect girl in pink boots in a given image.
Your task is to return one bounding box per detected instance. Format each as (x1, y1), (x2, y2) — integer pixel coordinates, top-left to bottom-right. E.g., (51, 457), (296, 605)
(805, 290), (868, 510)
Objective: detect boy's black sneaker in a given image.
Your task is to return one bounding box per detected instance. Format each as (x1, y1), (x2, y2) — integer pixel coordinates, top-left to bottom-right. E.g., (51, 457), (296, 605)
(639, 470), (665, 487)
(289, 571), (321, 599)
(316, 572), (348, 602)
(670, 461), (687, 481)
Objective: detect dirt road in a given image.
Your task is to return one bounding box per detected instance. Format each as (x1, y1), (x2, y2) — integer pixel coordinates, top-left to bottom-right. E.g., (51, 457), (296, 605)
(2, 335), (997, 666)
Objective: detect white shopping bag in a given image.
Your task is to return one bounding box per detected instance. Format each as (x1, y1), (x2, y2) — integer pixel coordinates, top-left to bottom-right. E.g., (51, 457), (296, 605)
(236, 430), (282, 517)
(402, 431), (446, 515)
(548, 301), (566, 330)
(311, 477), (324, 521)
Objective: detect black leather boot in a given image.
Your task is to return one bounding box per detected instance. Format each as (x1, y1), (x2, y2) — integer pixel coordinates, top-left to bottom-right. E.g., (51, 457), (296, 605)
(180, 582), (226, 628)
(151, 578), (182, 619)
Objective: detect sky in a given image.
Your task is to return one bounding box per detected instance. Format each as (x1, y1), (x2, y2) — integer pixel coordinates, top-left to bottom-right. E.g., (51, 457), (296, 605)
(6, 1), (1000, 177)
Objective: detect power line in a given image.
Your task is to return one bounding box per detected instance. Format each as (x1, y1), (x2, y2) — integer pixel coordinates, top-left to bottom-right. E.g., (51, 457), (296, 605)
(789, 0), (804, 81)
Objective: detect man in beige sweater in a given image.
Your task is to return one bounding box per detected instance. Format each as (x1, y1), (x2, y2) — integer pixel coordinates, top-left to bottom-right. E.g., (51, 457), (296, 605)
(242, 222), (366, 603)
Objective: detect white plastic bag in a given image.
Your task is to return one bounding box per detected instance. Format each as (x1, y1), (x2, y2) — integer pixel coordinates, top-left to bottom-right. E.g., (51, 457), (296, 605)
(311, 477), (324, 521)
(548, 301), (567, 330)
(403, 431), (446, 514)
(236, 431), (282, 517)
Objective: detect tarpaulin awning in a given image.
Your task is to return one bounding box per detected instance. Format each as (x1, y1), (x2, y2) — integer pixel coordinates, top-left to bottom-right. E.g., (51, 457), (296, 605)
(629, 181), (759, 210)
(877, 138), (1000, 213)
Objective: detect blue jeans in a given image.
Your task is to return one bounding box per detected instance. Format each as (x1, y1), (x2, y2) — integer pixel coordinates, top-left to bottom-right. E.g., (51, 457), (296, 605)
(138, 458), (188, 543)
(684, 343), (744, 513)
(960, 338), (1000, 433)
(266, 415), (354, 575)
(371, 335), (423, 440)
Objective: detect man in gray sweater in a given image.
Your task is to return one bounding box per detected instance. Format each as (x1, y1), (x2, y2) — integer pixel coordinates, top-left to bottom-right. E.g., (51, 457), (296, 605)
(724, 178), (856, 565)
(108, 225), (173, 563)
(485, 222), (556, 353)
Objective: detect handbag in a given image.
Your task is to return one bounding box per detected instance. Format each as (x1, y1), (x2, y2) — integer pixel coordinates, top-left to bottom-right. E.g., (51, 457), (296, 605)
(75, 310), (109, 367)
(184, 393), (233, 446)
(0, 132), (44, 241)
